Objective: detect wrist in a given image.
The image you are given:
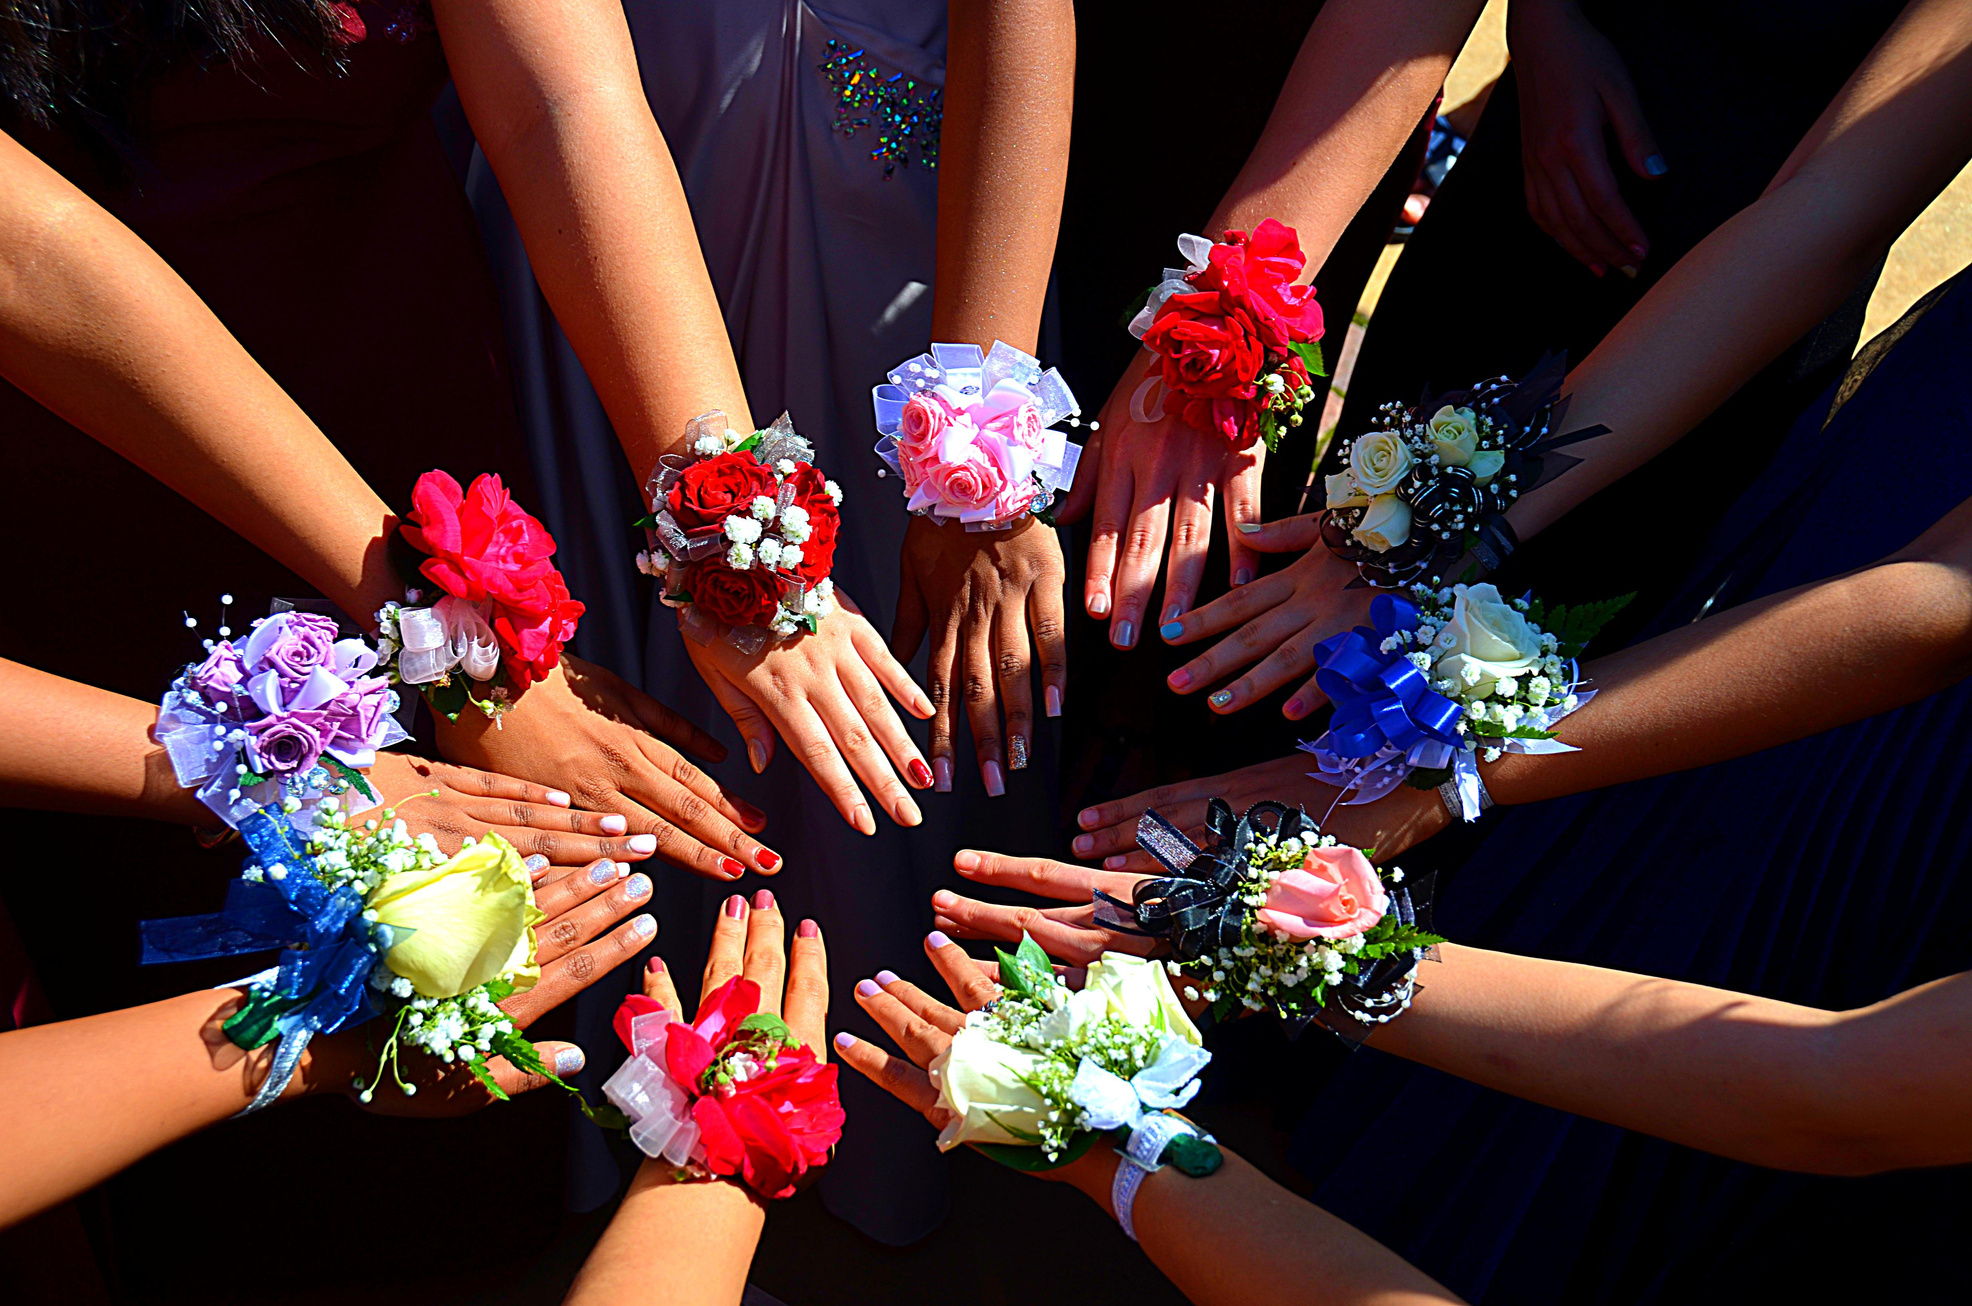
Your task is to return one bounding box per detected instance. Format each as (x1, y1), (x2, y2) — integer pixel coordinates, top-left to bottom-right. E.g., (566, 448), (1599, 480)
(1055, 1139), (1123, 1214)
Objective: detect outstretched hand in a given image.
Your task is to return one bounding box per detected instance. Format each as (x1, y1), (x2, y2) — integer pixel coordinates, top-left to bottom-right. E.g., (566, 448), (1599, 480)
(369, 752), (662, 869)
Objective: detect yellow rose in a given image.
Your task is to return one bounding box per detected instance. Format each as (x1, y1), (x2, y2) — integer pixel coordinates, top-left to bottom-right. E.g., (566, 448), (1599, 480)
(370, 834), (543, 998)
(1348, 430), (1414, 495)
(1428, 405), (1479, 466)
(1352, 494), (1411, 551)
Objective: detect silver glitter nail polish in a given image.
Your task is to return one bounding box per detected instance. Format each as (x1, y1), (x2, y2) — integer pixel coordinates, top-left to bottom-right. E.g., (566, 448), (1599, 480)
(1008, 735), (1029, 771)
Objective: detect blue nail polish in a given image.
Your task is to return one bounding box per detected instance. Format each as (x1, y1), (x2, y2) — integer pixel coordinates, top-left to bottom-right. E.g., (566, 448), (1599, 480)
(1233, 569), (1254, 586)
(1644, 154), (1668, 177)
(1159, 621), (1184, 640)
(1114, 620), (1135, 648)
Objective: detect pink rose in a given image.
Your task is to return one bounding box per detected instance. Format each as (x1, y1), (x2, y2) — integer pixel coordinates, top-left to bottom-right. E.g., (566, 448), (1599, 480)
(1255, 846), (1389, 941)
(982, 401), (1045, 453)
(923, 449), (1007, 514)
(897, 394), (957, 490)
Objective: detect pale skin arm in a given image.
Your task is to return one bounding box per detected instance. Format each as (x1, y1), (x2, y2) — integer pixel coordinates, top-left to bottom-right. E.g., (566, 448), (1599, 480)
(439, 0), (936, 836)
(891, 0), (1075, 797)
(1069, 0), (1481, 652)
(1163, 0), (1972, 719)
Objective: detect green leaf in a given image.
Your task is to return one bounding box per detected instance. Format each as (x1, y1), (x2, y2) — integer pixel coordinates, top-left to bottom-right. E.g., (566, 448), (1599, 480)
(632, 513), (657, 529)
(803, 613), (821, 636)
(235, 767), (272, 789)
(1014, 933), (1054, 989)
(581, 1101), (632, 1132)
(467, 1055), (510, 1102)
(422, 676), (470, 723)
(1117, 284), (1154, 332)
(1404, 765), (1454, 791)
(482, 978), (516, 1002)
(1467, 720), (1558, 740)
(663, 590), (695, 606)
(738, 1011), (795, 1045)
(734, 432), (763, 454)
(1258, 410), (1283, 453)
(993, 943), (1034, 1000)
(1164, 1133), (1224, 1177)
(973, 1128), (1106, 1172)
(1288, 338), (1328, 379)
(320, 754), (377, 802)
(221, 991), (295, 1051)
(1543, 592), (1636, 659)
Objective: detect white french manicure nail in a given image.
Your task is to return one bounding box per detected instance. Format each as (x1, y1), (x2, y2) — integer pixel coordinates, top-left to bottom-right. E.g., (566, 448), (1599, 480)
(628, 834), (657, 853)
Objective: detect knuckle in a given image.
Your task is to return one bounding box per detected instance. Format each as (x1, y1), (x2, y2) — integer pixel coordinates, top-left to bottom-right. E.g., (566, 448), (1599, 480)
(672, 790), (710, 829)
(508, 802), (535, 826)
(1123, 525), (1158, 558)
(962, 673), (995, 706)
(993, 650), (1028, 682)
(549, 919), (581, 950)
(565, 951), (596, 982)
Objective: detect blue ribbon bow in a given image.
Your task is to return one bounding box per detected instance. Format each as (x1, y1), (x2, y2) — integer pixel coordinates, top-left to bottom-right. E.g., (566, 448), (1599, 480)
(1311, 595), (1464, 765)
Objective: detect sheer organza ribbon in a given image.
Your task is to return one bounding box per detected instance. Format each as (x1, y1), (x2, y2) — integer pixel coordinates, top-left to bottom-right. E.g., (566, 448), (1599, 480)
(396, 595), (502, 685)
(602, 1007), (709, 1167)
(1066, 1038), (1210, 1132)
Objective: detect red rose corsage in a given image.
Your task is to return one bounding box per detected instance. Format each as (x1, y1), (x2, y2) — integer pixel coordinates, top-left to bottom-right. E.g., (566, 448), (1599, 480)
(1128, 219), (1327, 452)
(635, 412), (842, 654)
(378, 470), (584, 719)
(602, 977), (844, 1199)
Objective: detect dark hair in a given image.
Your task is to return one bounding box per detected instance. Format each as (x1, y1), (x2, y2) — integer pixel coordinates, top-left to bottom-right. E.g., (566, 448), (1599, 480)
(0, 0), (345, 128)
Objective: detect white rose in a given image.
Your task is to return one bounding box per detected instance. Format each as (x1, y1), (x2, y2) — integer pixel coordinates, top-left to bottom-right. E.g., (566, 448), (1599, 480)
(1428, 405), (1479, 466)
(1351, 494), (1411, 551)
(1348, 430), (1414, 495)
(1325, 471), (1368, 510)
(927, 1027), (1053, 1150)
(1083, 952), (1203, 1046)
(1431, 582), (1542, 696)
(1466, 448), (1505, 486)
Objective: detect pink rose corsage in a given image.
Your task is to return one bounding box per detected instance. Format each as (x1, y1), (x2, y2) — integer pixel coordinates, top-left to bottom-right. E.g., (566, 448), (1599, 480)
(872, 341), (1084, 530)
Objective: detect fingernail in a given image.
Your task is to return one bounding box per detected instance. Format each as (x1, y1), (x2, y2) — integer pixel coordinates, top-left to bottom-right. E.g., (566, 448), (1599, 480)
(1285, 697), (1306, 717)
(875, 969), (900, 987)
(1008, 736), (1029, 772)
(724, 895), (746, 919)
(1590, 263), (1606, 277)
(735, 798), (768, 826)
(615, 861), (632, 880)
(927, 930), (952, 949)
(555, 1047), (586, 1074)
(856, 979), (881, 998)
(932, 890), (958, 910)
(756, 849), (781, 871)
(523, 853), (548, 874)
(834, 1031), (858, 1050)
(1105, 854), (1128, 870)
(1159, 621), (1184, 641)
(647, 955), (665, 974)
(627, 834), (657, 854)
(1236, 522), (1263, 534)
(798, 918), (819, 939)
(590, 860), (617, 885)
(747, 739), (768, 773)
(1045, 685), (1062, 718)
(1210, 689), (1233, 708)
(853, 804), (876, 835)
(625, 873), (652, 900)
(1077, 807), (1099, 830)
(721, 857), (745, 877)
(1073, 833), (1094, 856)
(545, 790), (571, 807)
(633, 914), (657, 937)
(953, 849), (981, 871)
(1162, 603), (1185, 626)
(1233, 568), (1253, 586)
(1644, 154), (1668, 177)
(753, 888), (775, 911)
(1629, 244), (1647, 260)
(600, 814), (628, 835)
(1088, 592), (1110, 617)
(982, 760), (1005, 797)
(908, 758), (934, 788)
(1168, 667), (1191, 690)
(1619, 265), (1638, 279)
(933, 757), (953, 793)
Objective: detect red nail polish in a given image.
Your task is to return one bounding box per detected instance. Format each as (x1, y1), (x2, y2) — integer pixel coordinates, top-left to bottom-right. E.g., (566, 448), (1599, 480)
(908, 758), (934, 788)
(1168, 668), (1191, 691)
(755, 849), (781, 871)
(725, 894), (746, 918)
(752, 888), (775, 911)
(797, 918), (819, 939)
(647, 955), (665, 974)
(720, 856), (745, 877)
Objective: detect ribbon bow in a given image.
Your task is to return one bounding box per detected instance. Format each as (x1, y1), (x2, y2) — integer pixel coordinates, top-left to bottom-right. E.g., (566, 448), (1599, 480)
(1093, 799), (1311, 960)
(1311, 594), (1464, 768)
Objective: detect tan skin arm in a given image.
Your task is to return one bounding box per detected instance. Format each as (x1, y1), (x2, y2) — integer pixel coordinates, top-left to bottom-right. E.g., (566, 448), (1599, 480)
(0, 658), (207, 826)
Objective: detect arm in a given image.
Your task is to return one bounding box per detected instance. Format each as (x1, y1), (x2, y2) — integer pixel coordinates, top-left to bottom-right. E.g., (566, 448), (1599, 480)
(0, 659), (206, 825)
(1370, 943), (1972, 1176)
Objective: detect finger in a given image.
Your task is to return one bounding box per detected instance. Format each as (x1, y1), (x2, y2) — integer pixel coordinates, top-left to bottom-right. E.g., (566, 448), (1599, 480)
(501, 912), (657, 1029)
(853, 974), (954, 1066)
(700, 891), (750, 1003)
(832, 1033), (944, 1117)
(741, 888), (787, 1018)
(928, 892), (1146, 964)
(781, 697), (878, 835)
(815, 676), (920, 828)
(959, 595), (1004, 792)
(924, 928), (1002, 1013)
(532, 856), (631, 919)
(847, 604), (933, 720)
(598, 791), (746, 883)
(641, 954), (684, 1016)
(1056, 421), (1103, 525)
(626, 735), (777, 876)
(487, 1040), (587, 1097)
(700, 662), (778, 777)
(870, 970), (967, 1036)
(1209, 628), (1322, 717)
(950, 848), (1146, 906)
(1029, 557), (1068, 722)
(1546, 159), (1629, 272)
(1110, 474), (1175, 650)
(1567, 111), (1650, 268)
(618, 676), (728, 764)
(1526, 166), (1602, 273)
(1160, 567), (1298, 651)
(1221, 445), (1265, 587)
(461, 823), (650, 870)
(1084, 446), (1133, 620)
(535, 865), (655, 965)
(1232, 511), (1325, 555)
(836, 653), (934, 809)
(1158, 459), (1214, 636)
(890, 558), (931, 666)
(432, 761), (576, 810)
(1173, 606), (1323, 711)
(785, 917), (829, 1055)
(1282, 664), (1332, 722)
(993, 591), (1036, 779)
(924, 603), (963, 794)
(1601, 69), (1668, 187)
(635, 731), (770, 834)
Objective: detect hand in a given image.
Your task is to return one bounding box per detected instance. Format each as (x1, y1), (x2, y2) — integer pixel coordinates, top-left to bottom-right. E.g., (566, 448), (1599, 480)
(684, 590), (935, 835)
(1059, 354), (1264, 649)
(368, 752), (663, 869)
(641, 886), (828, 1061)
(1158, 513), (1371, 718)
(891, 515), (1067, 795)
(298, 853), (658, 1113)
(433, 654), (778, 881)
(1509, 0), (1667, 276)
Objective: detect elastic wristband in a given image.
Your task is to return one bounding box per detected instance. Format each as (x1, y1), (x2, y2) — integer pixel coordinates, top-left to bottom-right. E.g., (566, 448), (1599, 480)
(1439, 769), (1495, 823)
(1111, 1113), (1202, 1242)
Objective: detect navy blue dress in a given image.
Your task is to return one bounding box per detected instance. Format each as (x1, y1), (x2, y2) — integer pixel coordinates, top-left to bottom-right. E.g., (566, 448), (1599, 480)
(1287, 271), (1972, 1301)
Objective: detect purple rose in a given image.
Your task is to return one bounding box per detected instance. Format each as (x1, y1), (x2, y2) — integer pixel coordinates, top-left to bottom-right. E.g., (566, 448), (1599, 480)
(251, 613), (340, 687)
(187, 643), (249, 704)
(318, 678), (397, 753)
(246, 711), (327, 778)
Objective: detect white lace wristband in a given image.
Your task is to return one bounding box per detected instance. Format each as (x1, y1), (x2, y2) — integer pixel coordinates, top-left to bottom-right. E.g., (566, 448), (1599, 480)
(1438, 768), (1496, 823)
(1111, 1113), (1209, 1242)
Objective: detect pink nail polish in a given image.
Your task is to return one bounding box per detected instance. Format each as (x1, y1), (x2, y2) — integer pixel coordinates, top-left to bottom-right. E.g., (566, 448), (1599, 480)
(647, 955), (665, 974)
(834, 1031), (858, 1050)
(1168, 667), (1191, 691)
(724, 894), (746, 919)
(1073, 834), (1094, 856)
(1045, 684), (1062, 717)
(600, 814), (628, 835)
(982, 760), (1005, 798)
(932, 757), (953, 793)
(752, 888), (775, 911)
(797, 918), (819, 939)
(927, 930), (952, 949)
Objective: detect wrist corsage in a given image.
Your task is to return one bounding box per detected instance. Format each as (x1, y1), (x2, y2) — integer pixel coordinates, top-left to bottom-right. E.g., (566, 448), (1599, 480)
(379, 470), (585, 720)
(634, 412), (842, 654)
(603, 980), (844, 1199)
(1298, 583), (1629, 820)
(1320, 354), (1608, 589)
(871, 340), (1083, 529)
(157, 601), (409, 831)
(1126, 219), (1326, 452)
(141, 800), (577, 1113)
(929, 933), (1213, 1170)
(1093, 800), (1442, 1040)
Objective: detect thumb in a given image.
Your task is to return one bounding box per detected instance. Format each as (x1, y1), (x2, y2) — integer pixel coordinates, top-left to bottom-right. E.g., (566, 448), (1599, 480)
(488, 1040), (585, 1097)
(1600, 72), (1666, 180)
(1235, 511), (1326, 552)
(1055, 422), (1104, 524)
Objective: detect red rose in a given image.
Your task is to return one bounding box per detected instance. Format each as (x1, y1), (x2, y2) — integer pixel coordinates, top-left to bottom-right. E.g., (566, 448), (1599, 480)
(1172, 393), (1264, 448)
(1195, 219), (1324, 352)
(687, 559), (785, 629)
(776, 464), (840, 585)
(492, 569), (585, 690)
(1142, 291), (1266, 403)
(668, 452), (777, 531)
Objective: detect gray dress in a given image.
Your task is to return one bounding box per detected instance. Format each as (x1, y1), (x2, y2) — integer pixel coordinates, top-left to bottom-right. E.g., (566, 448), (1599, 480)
(467, 0), (1061, 1245)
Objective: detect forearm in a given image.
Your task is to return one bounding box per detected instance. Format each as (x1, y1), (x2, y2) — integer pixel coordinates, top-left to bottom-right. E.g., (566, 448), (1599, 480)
(0, 133), (401, 627)
(1204, 0), (1480, 265)
(437, 0), (751, 489)
(564, 1162), (765, 1306)
(0, 989), (303, 1229)
(930, 0), (1074, 351)
(1059, 1147), (1457, 1304)
(0, 660), (207, 825)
